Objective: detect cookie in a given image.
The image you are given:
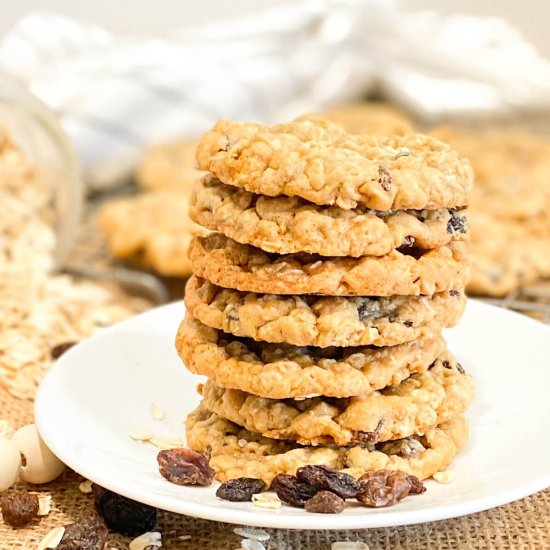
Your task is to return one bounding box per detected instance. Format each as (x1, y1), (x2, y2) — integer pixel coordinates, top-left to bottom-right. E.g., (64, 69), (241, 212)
(185, 276), (466, 347)
(200, 352), (473, 446)
(467, 211), (550, 296)
(186, 404), (468, 483)
(137, 139), (203, 191)
(432, 126), (550, 218)
(176, 315), (447, 399)
(189, 176), (468, 256)
(301, 103), (414, 135)
(99, 191), (206, 277)
(431, 126), (550, 296)
(188, 234), (470, 297)
(195, 119), (473, 210)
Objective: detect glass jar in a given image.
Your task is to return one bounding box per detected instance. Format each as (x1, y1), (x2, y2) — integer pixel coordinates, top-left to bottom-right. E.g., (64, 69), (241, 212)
(0, 71), (83, 267)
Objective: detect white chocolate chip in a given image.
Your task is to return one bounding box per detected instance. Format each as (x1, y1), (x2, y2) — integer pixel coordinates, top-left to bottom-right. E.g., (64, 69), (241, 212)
(251, 493), (281, 509)
(150, 403), (165, 421)
(79, 480), (93, 494)
(0, 435), (21, 492)
(38, 526), (65, 550)
(129, 531), (162, 549)
(433, 471), (456, 484)
(37, 494), (52, 516)
(11, 424), (65, 484)
(234, 527), (270, 542)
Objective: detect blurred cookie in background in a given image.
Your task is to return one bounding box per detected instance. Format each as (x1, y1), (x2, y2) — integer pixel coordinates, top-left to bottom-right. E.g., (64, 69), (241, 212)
(99, 191), (206, 278)
(432, 127), (550, 218)
(136, 139), (203, 192)
(432, 126), (550, 297)
(302, 102), (414, 135)
(467, 211), (550, 297)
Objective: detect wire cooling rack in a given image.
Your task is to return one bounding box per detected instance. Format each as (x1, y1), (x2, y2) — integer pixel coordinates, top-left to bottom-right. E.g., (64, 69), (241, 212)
(481, 283), (550, 324)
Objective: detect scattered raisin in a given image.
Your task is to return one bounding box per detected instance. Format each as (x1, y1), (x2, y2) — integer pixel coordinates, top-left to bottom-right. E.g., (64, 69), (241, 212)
(57, 513), (108, 550)
(297, 465), (358, 499)
(92, 484), (157, 536)
(356, 470), (423, 507)
(1, 491), (38, 527)
(407, 475), (426, 495)
(271, 474), (317, 507)
(304, 491), (346, 514)
(216, 478), (267, 502)
(449, 289), (460, 297)
(51, 341), (77, 359)
(157, 448), (214, 487)
(378, 166), (392, 191)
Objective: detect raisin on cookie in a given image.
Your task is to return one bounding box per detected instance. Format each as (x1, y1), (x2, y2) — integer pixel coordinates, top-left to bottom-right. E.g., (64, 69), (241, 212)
(199, 353), (473, 446)
(185, 276), (466, 347)
(186, 404), (468, 483)
(188, 233), (470, 297)
(195, 119), (473, 210)
(190, 176), (468, 257)
(176, 315), (447, 399)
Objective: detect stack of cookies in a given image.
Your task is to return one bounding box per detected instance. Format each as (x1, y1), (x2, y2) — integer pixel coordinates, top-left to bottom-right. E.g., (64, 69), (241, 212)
(176, 119), (474, 485)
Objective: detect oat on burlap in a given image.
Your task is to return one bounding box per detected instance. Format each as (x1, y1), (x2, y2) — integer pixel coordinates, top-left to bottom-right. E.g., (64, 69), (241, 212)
(1, 390), (548, 550)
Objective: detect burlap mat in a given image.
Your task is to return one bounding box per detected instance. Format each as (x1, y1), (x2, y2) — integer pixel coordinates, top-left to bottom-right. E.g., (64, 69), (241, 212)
(1, 390), (548, 549)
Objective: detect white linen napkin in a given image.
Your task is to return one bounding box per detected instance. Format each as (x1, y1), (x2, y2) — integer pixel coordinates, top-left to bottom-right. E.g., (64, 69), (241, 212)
(2, 1), (550, 189)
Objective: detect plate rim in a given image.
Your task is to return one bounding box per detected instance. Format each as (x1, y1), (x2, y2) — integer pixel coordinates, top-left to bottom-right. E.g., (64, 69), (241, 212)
(34, 299), (550, 530)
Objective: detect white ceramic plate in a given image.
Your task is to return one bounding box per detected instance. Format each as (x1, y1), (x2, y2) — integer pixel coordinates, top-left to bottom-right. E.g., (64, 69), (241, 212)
(35, 300), (550, 530)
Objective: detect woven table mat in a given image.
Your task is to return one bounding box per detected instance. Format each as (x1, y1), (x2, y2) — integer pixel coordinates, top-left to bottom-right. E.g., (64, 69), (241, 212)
(1, 390), (549, 549)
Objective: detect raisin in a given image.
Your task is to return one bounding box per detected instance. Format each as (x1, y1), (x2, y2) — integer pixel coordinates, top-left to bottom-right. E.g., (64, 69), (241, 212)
(157, 448), (214, 487)
(357, 470), (409, 507)
(271, 474), (317, 507)
(57, 513), (108, 550)
(357, 299), (382, 321)
(378, 166), (392, 191)
(407, 475), (426, 495)
(352, 419), (384, 447)
(1, 491), (38, 527)
(297, 465), (358, 499)
(356, 470), (423, 507)
(449, 289), (460, 297)
(403, 320), (413, 328)
(216, 478), (267, 502)
(447, 212), (467, 234)
(379, 437), (426, 459)
(51, 341), (77, 359)
(304, 491), (345, 514)
(92, 484), (157, 536)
